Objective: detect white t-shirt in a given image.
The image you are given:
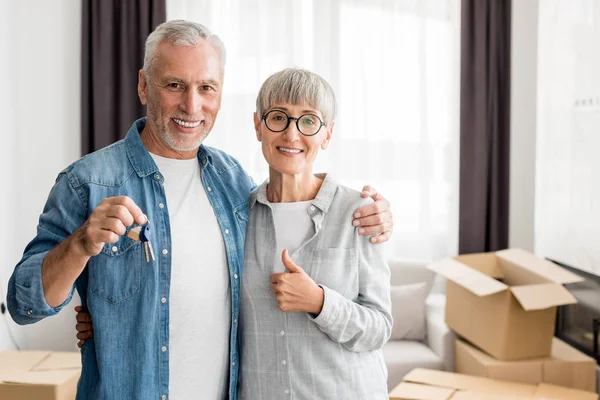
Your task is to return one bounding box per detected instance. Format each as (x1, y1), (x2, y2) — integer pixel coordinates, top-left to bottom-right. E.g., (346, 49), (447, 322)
(270, 201), (314, 273)
(150, 153), (230, 400)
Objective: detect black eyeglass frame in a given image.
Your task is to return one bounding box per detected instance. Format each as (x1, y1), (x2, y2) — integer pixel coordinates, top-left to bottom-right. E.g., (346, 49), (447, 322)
(261, 110), (326, 136)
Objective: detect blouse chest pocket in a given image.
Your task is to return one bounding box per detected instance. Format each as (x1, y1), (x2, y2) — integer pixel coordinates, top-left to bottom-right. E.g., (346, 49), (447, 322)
(89, 233), (143, 304)
(305, 248), (359, 299)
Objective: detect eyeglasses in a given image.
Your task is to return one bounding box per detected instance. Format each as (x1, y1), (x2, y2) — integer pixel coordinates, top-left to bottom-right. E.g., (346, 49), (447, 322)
(262, 110), (326, 136)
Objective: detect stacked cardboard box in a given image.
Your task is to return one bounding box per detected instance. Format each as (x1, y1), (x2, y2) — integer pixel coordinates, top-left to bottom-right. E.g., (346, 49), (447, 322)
(0, 351), (81, 400)
(425, 248), (598, 394)
(455, 337), (597, 392)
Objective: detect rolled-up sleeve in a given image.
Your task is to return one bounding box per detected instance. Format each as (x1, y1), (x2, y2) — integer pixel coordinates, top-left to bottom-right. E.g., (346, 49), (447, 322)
(309, 232), (392, 352)
(7, 171), (85, 325)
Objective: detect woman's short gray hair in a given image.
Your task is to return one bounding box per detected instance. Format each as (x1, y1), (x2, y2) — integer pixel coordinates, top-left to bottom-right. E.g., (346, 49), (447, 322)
(143, 20), (226, 76)
(256, 68), (337, 124)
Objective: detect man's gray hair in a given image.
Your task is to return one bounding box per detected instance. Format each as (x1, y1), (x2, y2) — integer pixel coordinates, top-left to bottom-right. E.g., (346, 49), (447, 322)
(256, 68), (337, 124)
(143, 20), (226, 75)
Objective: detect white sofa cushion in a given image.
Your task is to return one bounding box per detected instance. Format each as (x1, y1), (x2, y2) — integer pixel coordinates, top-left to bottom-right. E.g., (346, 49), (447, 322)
(383, 340), (444, 390)
(390, 282), (428, 340)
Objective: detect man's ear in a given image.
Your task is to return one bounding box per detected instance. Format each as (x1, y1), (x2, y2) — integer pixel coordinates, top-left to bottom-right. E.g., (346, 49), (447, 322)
(321, 121), (335, 150)
(254, 112), (262, 141)
(138, 69), (148, 105)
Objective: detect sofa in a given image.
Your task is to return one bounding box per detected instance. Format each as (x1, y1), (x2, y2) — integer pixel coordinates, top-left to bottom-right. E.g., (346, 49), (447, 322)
(382, 259), (456, 390)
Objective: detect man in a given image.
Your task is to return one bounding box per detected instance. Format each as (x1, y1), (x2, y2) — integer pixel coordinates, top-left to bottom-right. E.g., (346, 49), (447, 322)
(7, 20), (392, 400)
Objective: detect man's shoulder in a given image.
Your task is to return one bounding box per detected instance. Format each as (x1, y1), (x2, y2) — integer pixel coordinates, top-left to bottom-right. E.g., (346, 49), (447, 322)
(61, 139), (134, 188)
(202, 145), (245, 174)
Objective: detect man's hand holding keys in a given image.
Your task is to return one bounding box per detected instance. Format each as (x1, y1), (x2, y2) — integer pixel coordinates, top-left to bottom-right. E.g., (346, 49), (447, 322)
(72, 196), (147, 257)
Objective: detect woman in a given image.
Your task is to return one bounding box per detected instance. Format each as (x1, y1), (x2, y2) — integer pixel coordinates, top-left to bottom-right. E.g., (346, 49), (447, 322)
(238, 68), (391, 399)
(76, 68), (392, 399)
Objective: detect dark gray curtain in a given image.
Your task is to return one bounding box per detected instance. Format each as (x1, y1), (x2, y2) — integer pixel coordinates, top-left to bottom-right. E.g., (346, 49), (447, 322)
(81, 0), (166, 155)
(458, 0), (511, 254)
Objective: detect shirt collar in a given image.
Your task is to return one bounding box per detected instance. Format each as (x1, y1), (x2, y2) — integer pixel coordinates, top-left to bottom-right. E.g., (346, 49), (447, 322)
(249, 173), (337, 213)
(124, 117), (213, 177)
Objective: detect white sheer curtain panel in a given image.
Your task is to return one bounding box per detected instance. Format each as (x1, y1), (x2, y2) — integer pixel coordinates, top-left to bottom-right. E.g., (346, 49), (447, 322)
(167, 0), (460, 261)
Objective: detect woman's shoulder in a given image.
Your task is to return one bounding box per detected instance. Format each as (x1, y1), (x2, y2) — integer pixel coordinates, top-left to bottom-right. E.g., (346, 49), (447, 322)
(328, 180), (374, 212)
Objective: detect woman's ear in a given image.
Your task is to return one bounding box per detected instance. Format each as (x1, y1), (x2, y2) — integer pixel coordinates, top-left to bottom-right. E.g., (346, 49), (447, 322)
(321, 122), (335, 150)
(253, 112), (262, 141)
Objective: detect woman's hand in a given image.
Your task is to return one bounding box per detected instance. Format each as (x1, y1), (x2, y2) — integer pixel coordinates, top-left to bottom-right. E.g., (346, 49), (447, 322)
(75, 305), (94, 348)
(270, 250), (324, 315)
(353, 186), (393, 243)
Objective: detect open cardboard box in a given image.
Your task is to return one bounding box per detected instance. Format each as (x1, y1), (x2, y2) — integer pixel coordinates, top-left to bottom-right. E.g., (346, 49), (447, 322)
(388, 368), (599, 400)
(0, 351), (81, 400)
(456, 337), (597, 392)
(427, 248), (584, 360)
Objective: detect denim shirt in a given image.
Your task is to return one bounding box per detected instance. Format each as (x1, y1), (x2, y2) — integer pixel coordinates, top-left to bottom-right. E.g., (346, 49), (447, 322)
(7, 118), (254, 400)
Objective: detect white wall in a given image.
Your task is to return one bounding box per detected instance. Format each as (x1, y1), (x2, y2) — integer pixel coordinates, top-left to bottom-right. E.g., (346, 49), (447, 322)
(0, 0), (82, 351)
(535, 0), (600, 275)
(509, 0), (538, 252)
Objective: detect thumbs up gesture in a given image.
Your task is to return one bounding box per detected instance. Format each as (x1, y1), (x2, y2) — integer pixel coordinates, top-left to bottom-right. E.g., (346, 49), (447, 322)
(270, 249), (324, 314)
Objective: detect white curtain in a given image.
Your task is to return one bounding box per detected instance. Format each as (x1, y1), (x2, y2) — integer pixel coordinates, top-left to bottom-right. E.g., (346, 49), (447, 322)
(167, 0), (460, 262)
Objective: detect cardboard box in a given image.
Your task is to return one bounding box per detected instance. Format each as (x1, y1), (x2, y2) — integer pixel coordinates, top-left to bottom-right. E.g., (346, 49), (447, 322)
(0, 351), (81, 400)
(388, 368), (599, 400)
(455, 337), (597, 392)
(427, 248), (584, 360)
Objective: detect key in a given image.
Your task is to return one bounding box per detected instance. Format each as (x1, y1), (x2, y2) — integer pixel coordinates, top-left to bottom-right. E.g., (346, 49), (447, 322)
(127, 226), (142, 241)
(139, 223), (155, 262)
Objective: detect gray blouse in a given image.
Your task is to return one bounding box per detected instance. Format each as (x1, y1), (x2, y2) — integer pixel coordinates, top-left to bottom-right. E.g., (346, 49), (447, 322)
(239, 175), (392, 399)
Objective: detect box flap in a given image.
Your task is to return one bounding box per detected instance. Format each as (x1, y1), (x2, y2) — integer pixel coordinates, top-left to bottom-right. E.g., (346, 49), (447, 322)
(535, 383), (599, 400)
(0, 351), (49, 374)
(0, 351), (81, 386)
(31, 352), (81, 371)
(510, 283), (577, 310)
(496, 249), (584, 285)
(0, 370), (79, 386)
(427, 259), (507, 297)
(454, 253), (504, 279)
(388, 382), (455, 400)
(403, 369), (537, 397)
(450, 391), (533, 400)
